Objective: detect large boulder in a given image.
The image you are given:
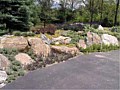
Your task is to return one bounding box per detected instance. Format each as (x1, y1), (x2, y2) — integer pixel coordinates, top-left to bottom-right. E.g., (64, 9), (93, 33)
(51, 46), (80, 55)
(86, 32), (101, 46)
(77, 40), (87, 49)
(92, 33), (101, 44)
(0, 54), (10, 70)
(15, 53), (34, 67)
(28, 37), (51, 57)
(86, 32), (93, 46)
(101, 34), (119, 46)
(0, 36), (28, 51)
(52, 36), (71, 45)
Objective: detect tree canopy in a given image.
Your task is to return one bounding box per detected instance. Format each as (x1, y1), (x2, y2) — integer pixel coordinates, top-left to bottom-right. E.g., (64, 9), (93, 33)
(0, 0), (119, 32)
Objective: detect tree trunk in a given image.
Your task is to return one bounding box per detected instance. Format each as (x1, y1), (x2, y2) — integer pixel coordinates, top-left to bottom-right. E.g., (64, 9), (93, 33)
(114, 0), (119, 26)
(100, 0), (103, 24)
(90, 0), (94, 26)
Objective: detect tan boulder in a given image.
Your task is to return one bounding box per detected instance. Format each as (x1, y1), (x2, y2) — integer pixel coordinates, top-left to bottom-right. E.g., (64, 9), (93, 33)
(86, 31), (93, 46)
(92, 33), (101, 44)
(0, 54), (10, 70)
(15, 53), (34, 67)
(0, 36), (28, 51)
(86, 32), (101, 46)
(51, 46), (80, 55)
(28, 37), (51, 57)
(77, 40), (87, 49)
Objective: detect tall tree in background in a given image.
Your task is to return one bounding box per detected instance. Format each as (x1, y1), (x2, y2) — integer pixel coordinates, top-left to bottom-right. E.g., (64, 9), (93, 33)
(100, 0), (103, 24)
(59, 0), (68, 23)
(37, 0), (54, 27)
(0, 0), (31, 32)
(114, 0), (119, 26)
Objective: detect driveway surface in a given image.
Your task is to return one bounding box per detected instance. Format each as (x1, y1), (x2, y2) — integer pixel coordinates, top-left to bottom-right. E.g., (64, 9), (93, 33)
(3, 50), (120, 89)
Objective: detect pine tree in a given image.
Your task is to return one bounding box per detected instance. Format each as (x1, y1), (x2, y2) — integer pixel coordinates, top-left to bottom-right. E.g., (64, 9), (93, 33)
(0, 0), (30, 32)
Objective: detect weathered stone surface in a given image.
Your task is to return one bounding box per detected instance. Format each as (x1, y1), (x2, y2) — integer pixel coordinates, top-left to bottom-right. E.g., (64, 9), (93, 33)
(101, 34), (119, 46)
(92, 33), (101, 44)
(52, 36), (71, 45)
(28, 37), (51, 57)
(86, 32), (101, 46)
(77, 40), (87, 49)
(41, 34), (51, 45)
(15, 53), (34, 66)
(51, 46), (80, 55)
(98, 25), (104, 31)
(0, 83), (6, 88)
(0, 36), (28, 51)
(0, 71), (7, 83)
(86, 32), (93, 46)
(0, 54), (10, 70)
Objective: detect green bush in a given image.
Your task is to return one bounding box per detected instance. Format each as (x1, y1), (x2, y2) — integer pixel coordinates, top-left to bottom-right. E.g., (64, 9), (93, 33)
(13, 31), (21, 36)
(21, 32), (28, 37)
(0, 30), (9, 36)
(0, 48), (25, 83)
(13, 31), (35, 37)
(62, 30), (85, 44)
(24, 49), (36, 60)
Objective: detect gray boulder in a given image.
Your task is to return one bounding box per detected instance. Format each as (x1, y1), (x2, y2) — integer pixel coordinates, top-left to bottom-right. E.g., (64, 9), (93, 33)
(41, 34), (51, 45)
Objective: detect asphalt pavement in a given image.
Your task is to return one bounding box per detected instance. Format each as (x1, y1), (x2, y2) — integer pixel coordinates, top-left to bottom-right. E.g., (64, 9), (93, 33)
(2, 50), (120, 89)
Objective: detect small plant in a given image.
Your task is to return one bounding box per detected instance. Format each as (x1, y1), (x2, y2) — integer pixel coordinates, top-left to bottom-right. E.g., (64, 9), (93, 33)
(80, 44), (120, 53)
(0, 48), (25, 83)
(13, 31), (35, 37)
(24, 49), (36, 60)
(13, 31), (21, 36)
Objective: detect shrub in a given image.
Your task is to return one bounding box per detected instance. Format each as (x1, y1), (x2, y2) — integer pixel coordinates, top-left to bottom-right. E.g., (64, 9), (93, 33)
(31, 24), (56, 35)
(80, 44), (120, 53)
(26, 52), (74, 71)
(0, 48), (25, 83)
(57, 23), (84, 31)
(13, 31), (35, 37)
(24, 49), (36, 60)
(0, 30), (9, 36)
(13, 31), (21, 36)
(62, 30), (85, 44)
(21, 32), (28, 37)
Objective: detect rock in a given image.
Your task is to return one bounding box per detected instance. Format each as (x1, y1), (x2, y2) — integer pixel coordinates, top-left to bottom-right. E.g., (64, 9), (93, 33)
(101, 34), (119, 46)
(41, 34), (51, 45)
(98, 25), (104, 30)
(0, 54), (10, 70)
(0, 36), (28, 51)
(92, 33), (101, 44)
(51, 46), (80, 55)
(86, 32), (101, 46)
(0, 71), (7, 83)
(77, 40), (87, 49)
(0, 83), (6, 88)
(15, 53), (34, 67)
(28, 37), (51, 57)
(86, 32), (93, 46)
(77, 31), (84, 34)
(52, 36), (71, 45)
